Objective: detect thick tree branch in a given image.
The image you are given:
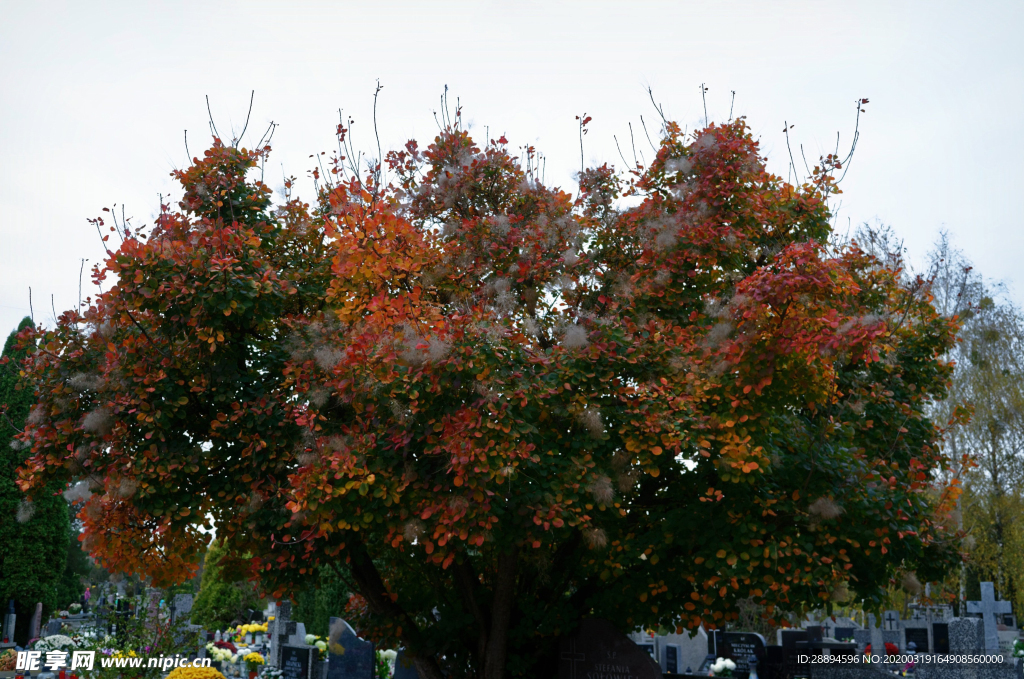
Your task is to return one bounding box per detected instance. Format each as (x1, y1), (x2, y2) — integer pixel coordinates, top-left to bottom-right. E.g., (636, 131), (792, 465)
(344, 536), (445, 679)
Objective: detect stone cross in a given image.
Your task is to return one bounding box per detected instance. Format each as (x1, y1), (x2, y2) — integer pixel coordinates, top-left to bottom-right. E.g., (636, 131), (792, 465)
(883, 610), (899, 631)
(966, 581), (1012, 652)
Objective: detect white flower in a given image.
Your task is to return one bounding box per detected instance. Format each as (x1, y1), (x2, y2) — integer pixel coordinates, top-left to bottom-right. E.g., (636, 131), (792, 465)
(305, 634), (316, 645)
(36, 635), (76, 651)
(724, 659), (736, 670)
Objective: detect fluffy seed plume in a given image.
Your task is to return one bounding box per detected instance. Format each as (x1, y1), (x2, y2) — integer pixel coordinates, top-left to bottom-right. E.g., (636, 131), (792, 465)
(577, 407), (604, 437)
(63, 480), (93, 503)
(588, 475), (614, 504)
(584, 527), (608, 549)
(82, 407), (113, 436)
(403, 519), (425, 542)
(831, 583), (851, 602)
(561, 324), (589, 350)
(314, 346), (343, 370)
(117, 478), (138, 498)
(808, 497), (844, 520)
(68, 373), (104, 393)
(16, 500), (35, 523)
(901, 571), (923, 595)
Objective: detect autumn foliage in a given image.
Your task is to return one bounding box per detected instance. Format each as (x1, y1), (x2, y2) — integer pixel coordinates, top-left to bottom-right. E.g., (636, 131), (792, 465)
(14, 108), (962, 678)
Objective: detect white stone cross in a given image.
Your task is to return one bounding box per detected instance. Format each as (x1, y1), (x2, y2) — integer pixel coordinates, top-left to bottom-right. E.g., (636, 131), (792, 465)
(966, 582), (1012, 652)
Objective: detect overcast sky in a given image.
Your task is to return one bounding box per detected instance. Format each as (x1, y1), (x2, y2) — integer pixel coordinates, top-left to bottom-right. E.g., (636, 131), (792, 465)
(2, 1), (1021, 337)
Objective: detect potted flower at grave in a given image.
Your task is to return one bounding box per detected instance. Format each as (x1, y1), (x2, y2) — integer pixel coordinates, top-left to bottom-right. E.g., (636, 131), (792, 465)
(68, 603), (82, 616)
(710, 657), (736, 677)
(244, 651), (265, 679)
(1013, 639), (1024, 658)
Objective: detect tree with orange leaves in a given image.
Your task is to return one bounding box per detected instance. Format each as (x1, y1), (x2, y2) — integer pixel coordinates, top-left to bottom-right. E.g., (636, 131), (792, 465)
(15, 105), (962, 678)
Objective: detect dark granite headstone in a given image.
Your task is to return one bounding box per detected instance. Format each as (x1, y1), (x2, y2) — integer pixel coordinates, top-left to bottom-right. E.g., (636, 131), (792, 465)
(834, 627), (855, 641)
(281, 645), (312, 679)
(665, 644), (679, 674)
(710, 631), (766, 678)
(904, 627), (928, 653)
(557, 618), (661, 679)
(326, 617), (374, 679)
(932, 622), (949, 653)
(392, 650), (418, 679)
(780, 630), (808, 651)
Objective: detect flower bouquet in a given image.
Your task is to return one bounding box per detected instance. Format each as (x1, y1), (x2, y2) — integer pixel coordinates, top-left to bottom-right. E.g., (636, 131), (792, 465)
(244, 651), (265, 679)
(709, 657), (736, 677)
(69, 603), (83, 615)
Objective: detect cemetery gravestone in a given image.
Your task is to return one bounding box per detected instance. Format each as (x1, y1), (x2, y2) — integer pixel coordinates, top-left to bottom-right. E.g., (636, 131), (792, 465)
(289, 622), (308, 647)
(327, 617), (374, 679)
(965, 581), (1012, 652)
(711, 631), (766, 678)
(29, 602), (42, 640)
(663, 644), (680, 674)
(558, 618), (661, 679)
(281, 645), (312, 679)
(1, 600), (15, 646)
(44, 619), (61, 637)
(172, 593), (194, 624)
(948, 617), (984, 653)
(833, 628), (855, 642)
(866, 614), (884, 657)
(931, 623), (949, 654)
(270, 600), (292, 667)
(903, 627), (928, 653)
(392, 650), (418, 679)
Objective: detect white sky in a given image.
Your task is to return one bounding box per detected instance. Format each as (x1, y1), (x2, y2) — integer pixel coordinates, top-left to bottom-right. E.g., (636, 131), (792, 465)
(2, 1), (1022, 337)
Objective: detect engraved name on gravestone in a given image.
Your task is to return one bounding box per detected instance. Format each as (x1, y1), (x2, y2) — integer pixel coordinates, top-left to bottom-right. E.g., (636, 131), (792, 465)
(558, 618), (661, 679)
(710, 631), (766, 678)
(326, 617), (374, 679)
(281, 645), (312, 679)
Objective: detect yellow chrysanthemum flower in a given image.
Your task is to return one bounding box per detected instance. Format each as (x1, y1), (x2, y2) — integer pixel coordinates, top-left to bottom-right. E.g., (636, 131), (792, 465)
(166, 666), (226, 679)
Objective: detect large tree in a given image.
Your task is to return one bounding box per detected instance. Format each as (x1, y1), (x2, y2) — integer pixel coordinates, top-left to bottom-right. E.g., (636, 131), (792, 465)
(1, 318), (73, 644)
(15, 111), (961, 677)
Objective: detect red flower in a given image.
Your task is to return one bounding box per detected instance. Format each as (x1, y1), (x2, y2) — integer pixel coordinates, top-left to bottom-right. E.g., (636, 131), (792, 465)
(864, 642), (899, 656)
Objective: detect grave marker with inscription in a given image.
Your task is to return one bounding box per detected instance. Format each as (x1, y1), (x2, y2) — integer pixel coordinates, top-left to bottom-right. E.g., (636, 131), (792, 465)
(558, 619), (661, 679)
(281, 645), (312, 679)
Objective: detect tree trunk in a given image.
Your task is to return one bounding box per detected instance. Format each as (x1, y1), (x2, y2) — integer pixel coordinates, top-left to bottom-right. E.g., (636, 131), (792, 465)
(342, 539), (446, 679)
(482, 547), (518, 679)
(454, 559), (489, 670)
